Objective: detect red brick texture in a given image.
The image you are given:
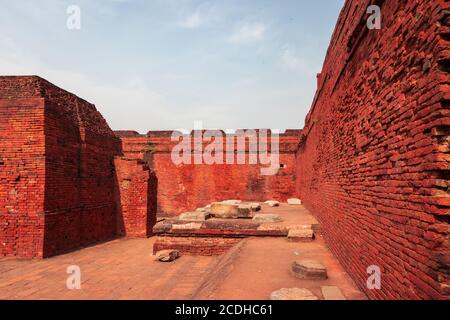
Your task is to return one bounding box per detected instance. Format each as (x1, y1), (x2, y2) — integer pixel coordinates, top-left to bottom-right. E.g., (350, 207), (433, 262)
(0, 89), (45, 258)
(1, 76), (122, 258)
(114, 158), (157, 238)
(40, 78), (123, 257)
(153, 236), (241, 256)
(116, 130), (301, 215)
(296, 0), (450, 299)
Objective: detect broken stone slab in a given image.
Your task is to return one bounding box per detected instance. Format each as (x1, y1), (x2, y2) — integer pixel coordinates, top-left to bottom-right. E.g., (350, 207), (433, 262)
(237, 204), (253, 218)
(172, 222), (203, 230)
(321, 286), (346, 300)
(264, 200), (280, 207)
(154, 250), (180, 262)
(287, 228), (315, 242)
(209, 202), (240, 218)
(287, 198), (302, 205)
(153, 221), (172, 233)
(179, 211), (211, 221)
(270, 288), (319, 301)
(209, 202), (253, 219)
(253, 214), (283, 223)
(222, 199), (242, 205)
(250, 203), (261, 212)
(291, 260), (328, 280)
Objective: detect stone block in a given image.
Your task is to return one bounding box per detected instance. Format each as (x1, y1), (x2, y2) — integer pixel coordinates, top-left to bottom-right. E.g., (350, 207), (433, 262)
(287, 228), (315, 242)
(154, 249), (180, 262)
(209, 202), (240, 219)
(291, 259), (328, 280)
(264, 200), (280, 207)
(222, 200), (242, 205)
(287, 198), (302, 205)
(321, 286), (346, 300)
(270, 288), (319, 300)
(237, 204), (253, 218)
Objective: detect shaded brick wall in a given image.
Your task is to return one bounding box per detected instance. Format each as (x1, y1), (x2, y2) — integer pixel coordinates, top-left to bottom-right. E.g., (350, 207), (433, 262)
(296, 0), (450, 299)
(117, 130), (301, 215)
(40, 79), (122, 256)
(0, 76), (123, 258)
(114, 158), (157, 238)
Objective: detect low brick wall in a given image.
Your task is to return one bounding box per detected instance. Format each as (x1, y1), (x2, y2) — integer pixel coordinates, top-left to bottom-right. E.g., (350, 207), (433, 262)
(153, 236), (242, 256)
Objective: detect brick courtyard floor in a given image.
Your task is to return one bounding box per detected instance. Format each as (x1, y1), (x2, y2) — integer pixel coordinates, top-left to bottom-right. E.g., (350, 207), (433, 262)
(0, 238), (218, 300)
(0, 204), (366, 300)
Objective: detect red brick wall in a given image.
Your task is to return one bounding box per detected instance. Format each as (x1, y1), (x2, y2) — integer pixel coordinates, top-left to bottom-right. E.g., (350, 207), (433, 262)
(40, 78), (122, 256)
(296, 0), (450, 299)
(0, 76), (123, 258)
(0, 77), (46, 257)
(114, 158), (157, 238)
(117, 130), (301, 215)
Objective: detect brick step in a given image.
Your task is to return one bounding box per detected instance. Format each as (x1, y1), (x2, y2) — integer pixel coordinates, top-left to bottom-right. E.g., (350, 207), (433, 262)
(153, 219), (317, 239)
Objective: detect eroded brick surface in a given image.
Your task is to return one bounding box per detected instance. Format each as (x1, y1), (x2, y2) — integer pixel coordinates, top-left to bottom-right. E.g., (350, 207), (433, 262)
(296, 0), (450, 299)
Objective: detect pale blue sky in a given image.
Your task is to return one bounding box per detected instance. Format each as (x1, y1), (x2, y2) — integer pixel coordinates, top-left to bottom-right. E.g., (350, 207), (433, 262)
(0, 0), (344, 132)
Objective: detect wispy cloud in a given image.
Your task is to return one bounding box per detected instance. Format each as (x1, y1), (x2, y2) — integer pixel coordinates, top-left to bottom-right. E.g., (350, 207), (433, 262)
(280, 47), (307, 71)
(179, 12), (202, 29)
(228, 22), (266, 44)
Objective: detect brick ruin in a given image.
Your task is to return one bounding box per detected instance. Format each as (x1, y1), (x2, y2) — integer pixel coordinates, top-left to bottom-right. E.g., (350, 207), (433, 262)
(116, 130), (301, 215)
(0, 0), (449, 300)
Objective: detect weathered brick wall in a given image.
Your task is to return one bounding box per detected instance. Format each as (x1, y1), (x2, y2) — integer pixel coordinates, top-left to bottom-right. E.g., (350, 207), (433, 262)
(296, 0), (450, 299)
(117, 130), (301, 215)
(114, 158), (157, 238)
(0, 76), (123, 258)
(0, 77), (46, 258)
(39, 79), (122, 256)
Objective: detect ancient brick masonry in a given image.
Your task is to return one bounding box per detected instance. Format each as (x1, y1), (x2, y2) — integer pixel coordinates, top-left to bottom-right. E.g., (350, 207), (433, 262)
(0, 76), (156, 258)
(114, 158), (157, 238)
(117, 130), (301, 215)
(296, 0), (450, 299)
(0, 78), (46, 258)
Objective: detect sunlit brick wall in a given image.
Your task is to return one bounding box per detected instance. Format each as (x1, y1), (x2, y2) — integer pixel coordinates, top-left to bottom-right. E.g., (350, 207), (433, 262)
(296, 0), (450, 299)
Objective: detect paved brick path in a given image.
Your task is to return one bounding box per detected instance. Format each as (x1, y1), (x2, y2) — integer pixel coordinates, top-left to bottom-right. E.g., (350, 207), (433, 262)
(0, 238), (218, 300)
(0, 204), (366, 300)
